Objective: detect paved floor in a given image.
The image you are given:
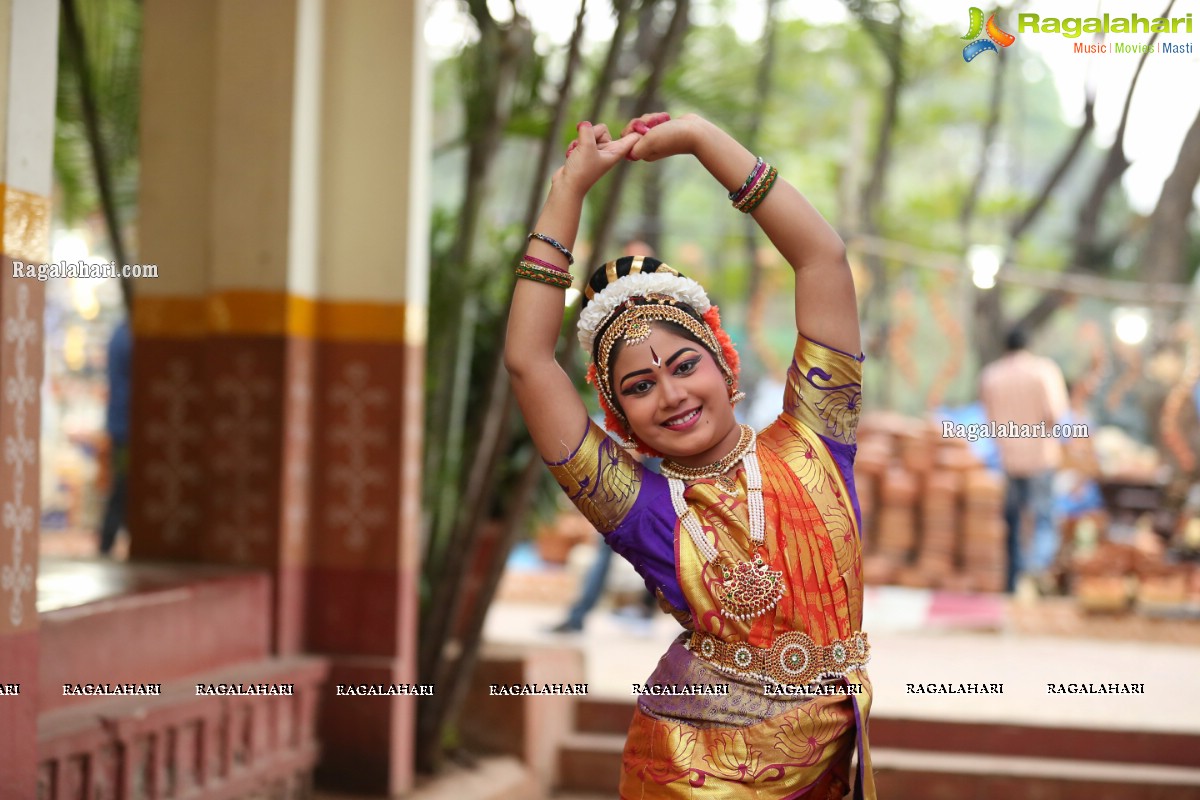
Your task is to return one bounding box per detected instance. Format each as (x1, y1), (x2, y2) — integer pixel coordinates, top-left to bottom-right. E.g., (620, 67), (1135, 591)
(484, 588), (1200, 734)
(38, 530), (1200, 735)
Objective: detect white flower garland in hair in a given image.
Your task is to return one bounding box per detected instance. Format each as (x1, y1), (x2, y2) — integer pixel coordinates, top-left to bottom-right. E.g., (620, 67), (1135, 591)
(577, 272), (712, 353)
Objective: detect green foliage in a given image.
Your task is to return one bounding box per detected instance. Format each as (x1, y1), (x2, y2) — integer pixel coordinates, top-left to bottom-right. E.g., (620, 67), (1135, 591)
(424, 0), (1177, 533)
(54, 0), (142, 233)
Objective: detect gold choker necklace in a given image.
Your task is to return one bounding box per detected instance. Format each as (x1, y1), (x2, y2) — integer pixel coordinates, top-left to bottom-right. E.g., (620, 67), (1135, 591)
(661, 424), (754, 481)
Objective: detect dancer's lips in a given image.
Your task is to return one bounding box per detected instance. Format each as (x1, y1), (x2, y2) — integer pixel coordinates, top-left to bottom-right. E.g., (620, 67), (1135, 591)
(661, 407), (702, 431)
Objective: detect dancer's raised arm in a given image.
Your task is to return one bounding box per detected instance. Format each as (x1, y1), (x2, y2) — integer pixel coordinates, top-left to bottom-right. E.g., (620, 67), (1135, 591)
(625, 113), (860, 356)
(504, 122), (641, 463)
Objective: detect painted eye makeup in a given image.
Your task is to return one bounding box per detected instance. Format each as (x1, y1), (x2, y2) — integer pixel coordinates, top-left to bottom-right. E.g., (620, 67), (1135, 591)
(621, 379), (654, 396)
(675, 356), (702, 375)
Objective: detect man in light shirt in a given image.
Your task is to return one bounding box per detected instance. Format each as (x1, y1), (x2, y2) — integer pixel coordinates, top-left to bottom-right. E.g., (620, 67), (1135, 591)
(979, 328), (1070, 593)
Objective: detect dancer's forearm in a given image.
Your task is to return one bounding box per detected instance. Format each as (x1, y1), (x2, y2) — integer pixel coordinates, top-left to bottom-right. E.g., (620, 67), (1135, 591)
(687, 116), (847, 273)
(504, 181), (583, 375)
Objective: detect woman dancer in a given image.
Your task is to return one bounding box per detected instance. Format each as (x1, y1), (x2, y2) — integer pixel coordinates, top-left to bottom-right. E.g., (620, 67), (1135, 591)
(504, 112), (873, 799)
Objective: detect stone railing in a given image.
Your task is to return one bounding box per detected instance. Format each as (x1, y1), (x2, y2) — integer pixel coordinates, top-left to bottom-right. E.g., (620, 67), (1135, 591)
(38, 657), (328, 800)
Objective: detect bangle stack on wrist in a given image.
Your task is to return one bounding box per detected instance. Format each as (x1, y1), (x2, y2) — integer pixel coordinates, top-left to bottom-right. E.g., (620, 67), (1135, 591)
(728, 157), (764, 200)
(730, 158), (779, 214)
(518, 231), (574, 289)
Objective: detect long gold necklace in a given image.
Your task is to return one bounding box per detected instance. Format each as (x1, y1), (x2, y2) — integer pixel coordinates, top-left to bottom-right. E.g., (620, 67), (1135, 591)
(665, 425), (784, 621)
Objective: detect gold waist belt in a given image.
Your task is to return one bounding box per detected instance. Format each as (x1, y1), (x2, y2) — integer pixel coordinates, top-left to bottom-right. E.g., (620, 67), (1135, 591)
(687, 629), (870, 688)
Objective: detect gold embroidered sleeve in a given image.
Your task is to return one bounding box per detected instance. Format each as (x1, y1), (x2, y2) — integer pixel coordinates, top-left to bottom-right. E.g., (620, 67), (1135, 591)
(781, 333), (864, 445)
(545, 421), (643, 533)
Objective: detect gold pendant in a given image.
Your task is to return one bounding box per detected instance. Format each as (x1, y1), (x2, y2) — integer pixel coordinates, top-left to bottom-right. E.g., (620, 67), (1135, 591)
(717, 553), (784, 621)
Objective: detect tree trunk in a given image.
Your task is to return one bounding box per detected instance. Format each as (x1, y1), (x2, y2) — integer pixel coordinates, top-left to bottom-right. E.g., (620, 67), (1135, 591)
(419, 5), (693, 770)
(841, 0), (905, 407)
(586, 0), (690, 273)
(1141, 106), (1200, 288)
(744, 0), (783, 375)
(61, 0), (132, 313)
(951, 42), (1009, 395)
(416, 0), (589, 774)
(959, 50), (1008, 234)
(1012, 4), (1172, 337)
(420, 5), (531, 616)
(588, 0), (636, 121)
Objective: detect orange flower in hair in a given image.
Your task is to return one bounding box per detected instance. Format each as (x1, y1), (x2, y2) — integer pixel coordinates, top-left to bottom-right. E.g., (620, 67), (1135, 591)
(703, 305), (741, 393)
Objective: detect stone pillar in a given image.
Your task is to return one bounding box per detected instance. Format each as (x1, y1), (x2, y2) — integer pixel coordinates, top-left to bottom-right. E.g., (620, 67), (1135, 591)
(0, 2), (57, 796)
(134, 0), (427, 793)
(135, 0), (318, 655)
(306, 3), (428, 791)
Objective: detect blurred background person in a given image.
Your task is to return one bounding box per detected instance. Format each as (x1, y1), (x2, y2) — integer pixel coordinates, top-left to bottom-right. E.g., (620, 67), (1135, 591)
(97, 316), (132, 557)
(980, 327), (1070, 594)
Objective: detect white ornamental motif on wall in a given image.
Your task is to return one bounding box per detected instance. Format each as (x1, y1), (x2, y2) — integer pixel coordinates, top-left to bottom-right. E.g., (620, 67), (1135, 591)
(2, 285), (37, 626)
(283, 351), (312, 546)
(211, 352), (274, 562)
(326, 362), (388, 551)
(143, 359), (204, 545)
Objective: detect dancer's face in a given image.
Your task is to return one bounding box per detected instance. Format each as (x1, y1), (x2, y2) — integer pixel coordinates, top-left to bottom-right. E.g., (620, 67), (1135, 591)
(611, 324), (740, 466)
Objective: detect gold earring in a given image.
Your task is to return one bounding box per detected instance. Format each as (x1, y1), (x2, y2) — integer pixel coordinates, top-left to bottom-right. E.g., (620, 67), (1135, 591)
(731, 390), (746, 405)
(620, 427), (638, 449)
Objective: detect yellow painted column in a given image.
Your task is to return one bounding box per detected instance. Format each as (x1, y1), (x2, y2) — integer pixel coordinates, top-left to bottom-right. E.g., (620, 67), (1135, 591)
(0, 1), (58, 795)
(307, 2), (428, 792)
(131, 0), (214, 570)
(135, 0), (428, 793)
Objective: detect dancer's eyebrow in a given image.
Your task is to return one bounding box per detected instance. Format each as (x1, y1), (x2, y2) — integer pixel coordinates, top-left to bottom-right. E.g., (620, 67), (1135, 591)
(620, 368), (653, 384)
(666, 347), (697, 367)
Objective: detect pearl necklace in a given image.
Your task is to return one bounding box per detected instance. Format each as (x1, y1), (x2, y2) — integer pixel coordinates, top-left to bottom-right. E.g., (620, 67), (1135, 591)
(667, 426), (782, 620)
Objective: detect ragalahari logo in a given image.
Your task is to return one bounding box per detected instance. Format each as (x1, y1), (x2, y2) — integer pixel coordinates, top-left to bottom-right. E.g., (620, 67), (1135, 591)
(962, 7), (1015, 61)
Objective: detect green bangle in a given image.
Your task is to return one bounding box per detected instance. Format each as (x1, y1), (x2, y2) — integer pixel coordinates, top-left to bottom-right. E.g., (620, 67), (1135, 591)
(737, 167), (779, 214)
(515, 264), (572, 289)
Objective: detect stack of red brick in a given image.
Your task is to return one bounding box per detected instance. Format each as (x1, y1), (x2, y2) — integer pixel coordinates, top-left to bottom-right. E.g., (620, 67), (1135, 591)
(855, 412), (1007, 592)
(1073, 538), (1200, 614)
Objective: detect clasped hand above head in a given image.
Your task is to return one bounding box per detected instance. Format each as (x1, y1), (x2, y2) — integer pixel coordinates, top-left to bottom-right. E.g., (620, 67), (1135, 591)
(559, 112), (707, 195)
(512, 109), (860, 467)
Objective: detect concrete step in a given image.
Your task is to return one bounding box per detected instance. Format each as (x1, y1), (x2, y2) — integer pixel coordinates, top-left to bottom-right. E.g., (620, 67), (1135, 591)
(559, 703), (1200, 798)
(571, 697), (1200, 767)
(398, 756), (542, 800)
(38, 558), (272, 713)
(871, 748), (1200, 799)
(573, 697), (635, 736)
(870, 716), (1200, 769)
(556, 732), (623, 795)
(557, 735), (1200, 799)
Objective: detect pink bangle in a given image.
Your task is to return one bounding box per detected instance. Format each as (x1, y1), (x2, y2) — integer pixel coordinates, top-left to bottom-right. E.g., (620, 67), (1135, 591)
(731, 160), (767, 204)
(522, 253), (568, 273)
